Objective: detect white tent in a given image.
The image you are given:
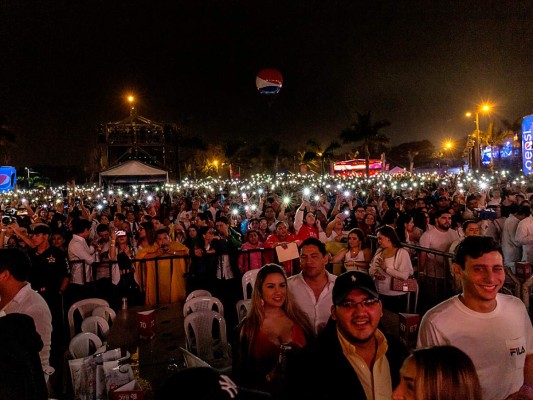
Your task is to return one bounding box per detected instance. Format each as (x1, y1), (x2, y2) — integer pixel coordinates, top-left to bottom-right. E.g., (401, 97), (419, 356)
(99, 160), (169, 185)
(389, 166), (407, 175)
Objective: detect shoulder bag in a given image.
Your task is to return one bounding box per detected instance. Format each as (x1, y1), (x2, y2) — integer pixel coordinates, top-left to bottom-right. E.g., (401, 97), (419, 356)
(390, 248), (417, 292)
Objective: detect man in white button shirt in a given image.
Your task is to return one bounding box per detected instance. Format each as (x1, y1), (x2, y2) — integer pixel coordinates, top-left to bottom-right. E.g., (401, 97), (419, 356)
(288, 237), (336, 336)
(67, 218), (96, 303)
(0, 248), (54, 383)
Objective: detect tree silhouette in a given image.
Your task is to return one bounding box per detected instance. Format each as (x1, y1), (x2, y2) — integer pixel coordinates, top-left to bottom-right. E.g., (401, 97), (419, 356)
(302, 139), (341, 174)
(223, 139), (246, 178)
(340, 112), (390, 177)
(263, 139), (282, 173)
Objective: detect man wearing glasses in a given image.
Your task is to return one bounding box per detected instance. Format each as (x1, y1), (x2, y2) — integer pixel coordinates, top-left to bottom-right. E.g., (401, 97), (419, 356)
(291, 271), (408, 400)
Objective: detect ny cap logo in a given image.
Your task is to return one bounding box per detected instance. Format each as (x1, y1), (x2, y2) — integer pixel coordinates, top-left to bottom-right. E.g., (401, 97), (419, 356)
(219, 375), (239, 399)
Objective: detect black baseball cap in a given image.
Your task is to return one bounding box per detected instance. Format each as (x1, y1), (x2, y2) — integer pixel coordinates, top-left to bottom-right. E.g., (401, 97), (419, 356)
(332, 271), (379, 305)
(157, 367), (271, 400)
(30, 223), (50, 235)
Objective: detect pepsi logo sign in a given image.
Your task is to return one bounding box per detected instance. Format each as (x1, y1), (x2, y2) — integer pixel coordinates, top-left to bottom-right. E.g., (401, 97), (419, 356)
(522, 115), (533, 174)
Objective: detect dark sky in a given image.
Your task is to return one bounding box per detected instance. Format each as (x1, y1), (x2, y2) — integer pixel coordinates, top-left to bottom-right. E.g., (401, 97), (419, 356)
(1, 0), (531, 167)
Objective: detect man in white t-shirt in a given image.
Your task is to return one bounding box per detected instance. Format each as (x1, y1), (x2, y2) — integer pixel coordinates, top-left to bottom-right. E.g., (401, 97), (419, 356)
(502, 205), (530, 271)
(448, 220), (481, 293)
(418, 210), (459, 310)
(418, 236), (533, 400)
(515, 203), (533, 264)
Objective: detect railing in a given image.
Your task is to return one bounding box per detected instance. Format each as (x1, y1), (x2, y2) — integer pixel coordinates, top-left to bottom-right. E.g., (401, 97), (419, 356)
(67, 239), (528, 313)
(67, 255), (189, 305)
(366, 234), (525, 314)
(67, 248), (299, 307)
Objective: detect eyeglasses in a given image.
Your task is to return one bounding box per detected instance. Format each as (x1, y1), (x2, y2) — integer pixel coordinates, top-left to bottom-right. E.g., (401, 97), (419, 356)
(338, 298), (380, 309)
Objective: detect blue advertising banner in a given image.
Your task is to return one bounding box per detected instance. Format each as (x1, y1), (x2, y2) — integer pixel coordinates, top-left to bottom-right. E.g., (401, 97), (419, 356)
(523, 115), (533, 174)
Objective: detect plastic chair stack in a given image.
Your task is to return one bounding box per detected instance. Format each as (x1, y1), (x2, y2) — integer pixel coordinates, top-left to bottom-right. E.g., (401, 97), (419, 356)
(185, 289), (212, 302)
(183, 310), (232, 374)
(183, 296), (224, 318)
(67, 298), (110, 339)
(68, 332), (103, 359)
(241, 269), (259, 300)
(80, 315), (110, 341)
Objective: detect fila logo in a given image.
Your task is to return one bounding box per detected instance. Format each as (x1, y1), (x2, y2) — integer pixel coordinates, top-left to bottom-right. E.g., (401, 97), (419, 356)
(510, 346), (525, 356)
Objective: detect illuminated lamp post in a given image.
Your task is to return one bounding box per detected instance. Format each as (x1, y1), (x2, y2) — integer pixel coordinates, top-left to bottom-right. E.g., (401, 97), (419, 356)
(444, 141), (453, 168)
(127, 94), (138, 157)
(127, 95), (135, 116)
(465, 103), (491, 170)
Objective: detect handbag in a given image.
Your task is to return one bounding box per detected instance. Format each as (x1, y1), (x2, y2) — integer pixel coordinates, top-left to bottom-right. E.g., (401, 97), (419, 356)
(391, 276), (417, 292)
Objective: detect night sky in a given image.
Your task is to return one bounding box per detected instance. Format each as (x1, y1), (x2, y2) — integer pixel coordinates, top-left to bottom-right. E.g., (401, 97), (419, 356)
(1, 0), (531, 168)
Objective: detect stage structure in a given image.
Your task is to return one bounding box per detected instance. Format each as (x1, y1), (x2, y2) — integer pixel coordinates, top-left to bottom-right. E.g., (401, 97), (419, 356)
(97, 98), (179, 176)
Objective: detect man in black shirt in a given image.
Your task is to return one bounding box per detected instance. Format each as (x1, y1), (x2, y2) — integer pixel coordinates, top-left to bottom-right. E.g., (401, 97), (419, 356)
(28, 223), (70, 395)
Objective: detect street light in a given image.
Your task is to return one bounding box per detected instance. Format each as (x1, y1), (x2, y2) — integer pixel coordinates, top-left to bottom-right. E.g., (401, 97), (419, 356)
(127, 95), (135, 116)
(24, 167), (37, 188)
(465, 103), (492, 170)
(443, 140), (454, 169)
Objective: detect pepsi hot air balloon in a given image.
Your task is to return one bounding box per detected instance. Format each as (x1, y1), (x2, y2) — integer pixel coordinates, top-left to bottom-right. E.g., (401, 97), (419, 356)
(0, 166), (16, 192)
(256, 69), (283, 96)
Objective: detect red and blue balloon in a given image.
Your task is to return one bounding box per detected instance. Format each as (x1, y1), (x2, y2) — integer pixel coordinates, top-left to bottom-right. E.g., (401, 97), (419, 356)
(256, 69), (283, 96)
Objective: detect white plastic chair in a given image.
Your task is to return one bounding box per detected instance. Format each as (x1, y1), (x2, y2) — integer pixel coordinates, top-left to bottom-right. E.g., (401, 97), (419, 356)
(184, 310), (231, 373)
(236, 299), (251, 324)
(67, 298), (110, 339)
(91, 305), (116, 324)
(183, 296), (224, 317)
(68, 332), (103, 358)
(185, 289), (212, 302)
(242, 269), (259, 300)
(81, 315), (110, 340)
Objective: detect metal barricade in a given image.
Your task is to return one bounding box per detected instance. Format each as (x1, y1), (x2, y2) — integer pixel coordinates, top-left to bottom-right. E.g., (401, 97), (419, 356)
(68, 254), (190, 306)
(366, 235), (525, 315)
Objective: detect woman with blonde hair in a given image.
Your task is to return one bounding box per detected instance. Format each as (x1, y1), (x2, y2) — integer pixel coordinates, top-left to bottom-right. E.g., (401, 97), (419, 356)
(393, 345), (482, 400)
(233, 263), (313, 395)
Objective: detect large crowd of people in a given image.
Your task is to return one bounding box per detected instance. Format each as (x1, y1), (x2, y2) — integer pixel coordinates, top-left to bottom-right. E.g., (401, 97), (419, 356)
(1, 169), (533, 399)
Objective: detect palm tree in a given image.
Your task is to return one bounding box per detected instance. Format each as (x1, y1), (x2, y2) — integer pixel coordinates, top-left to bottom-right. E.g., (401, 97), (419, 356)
(340, 112), (390, 177)
(263, 139), (282, 173)
(302, 140), (341, 175)
(223, 139), (245, 179)
(179, 136), (207, 179)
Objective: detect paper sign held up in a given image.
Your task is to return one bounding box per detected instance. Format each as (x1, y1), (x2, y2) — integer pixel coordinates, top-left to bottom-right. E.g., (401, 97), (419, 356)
(275, 242), (299, 263)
